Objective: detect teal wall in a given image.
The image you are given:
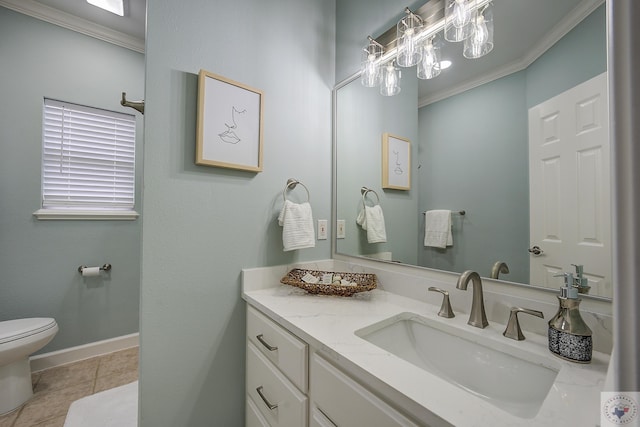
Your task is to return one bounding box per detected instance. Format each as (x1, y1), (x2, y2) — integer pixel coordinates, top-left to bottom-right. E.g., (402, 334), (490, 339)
(335, 76), (419, 265)
(417, 5), (606, 280)
(526, 5), (607, 108)
(334, 0), (424, 265)
(0, 7), (143, 352)
(418, 72), (530, 281)
(141, 0), (335, 425)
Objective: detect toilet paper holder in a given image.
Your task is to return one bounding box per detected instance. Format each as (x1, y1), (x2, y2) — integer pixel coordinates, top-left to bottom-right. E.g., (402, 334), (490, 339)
(77, 264), (112, 274)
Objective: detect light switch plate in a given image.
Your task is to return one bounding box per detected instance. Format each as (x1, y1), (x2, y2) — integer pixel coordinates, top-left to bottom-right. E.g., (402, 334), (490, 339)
(318, 219), (328, 240)
(337, 219), (346, 239)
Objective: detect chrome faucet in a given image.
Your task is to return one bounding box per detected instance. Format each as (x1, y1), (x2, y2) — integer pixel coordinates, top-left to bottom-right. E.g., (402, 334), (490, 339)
(502, 307), (544, 341)
(456, 270), (488, 328)
(490, 261), (509, 279)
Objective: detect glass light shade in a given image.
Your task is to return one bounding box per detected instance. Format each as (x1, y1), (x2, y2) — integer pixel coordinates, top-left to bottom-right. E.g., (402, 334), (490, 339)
(396, 11), (423, 67)
(380, 63), (401, 96)
(360, 39), (383, 87)
(444, 0), (475, 42)
(463, 2), (494, 58)
(417, 37), (442, 80)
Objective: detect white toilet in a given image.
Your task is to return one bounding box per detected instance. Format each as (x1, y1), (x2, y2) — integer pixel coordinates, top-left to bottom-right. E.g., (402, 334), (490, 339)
(0, 318), (58, 415)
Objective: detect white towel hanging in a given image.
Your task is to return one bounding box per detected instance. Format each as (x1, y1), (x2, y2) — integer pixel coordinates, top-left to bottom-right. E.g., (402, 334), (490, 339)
(278, 200), (315, 251)
(361, 205), (387, 243)
(356, 187), (387, 243)
(278, 179), (315, 251)
(424, 210), (452, 248)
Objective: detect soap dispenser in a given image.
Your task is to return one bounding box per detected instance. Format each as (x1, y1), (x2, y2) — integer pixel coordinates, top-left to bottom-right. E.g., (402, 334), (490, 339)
(571, 264), (591, 294)
(548, 272), (593, 363)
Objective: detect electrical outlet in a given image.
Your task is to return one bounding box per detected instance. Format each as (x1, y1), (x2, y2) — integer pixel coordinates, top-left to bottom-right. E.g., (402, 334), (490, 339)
(318, 219), (328, 240)
(337, 219), (346, 239)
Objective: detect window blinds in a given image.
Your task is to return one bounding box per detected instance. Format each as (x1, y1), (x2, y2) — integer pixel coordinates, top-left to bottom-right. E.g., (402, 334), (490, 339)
(42, 98), (136, 210)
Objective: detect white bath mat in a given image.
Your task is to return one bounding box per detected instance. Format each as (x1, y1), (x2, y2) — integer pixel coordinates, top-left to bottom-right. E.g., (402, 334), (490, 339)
(64, 381), (138, 427)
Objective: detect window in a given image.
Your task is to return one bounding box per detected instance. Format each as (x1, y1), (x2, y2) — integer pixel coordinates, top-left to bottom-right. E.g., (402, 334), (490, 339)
(34, 98), (138, 220)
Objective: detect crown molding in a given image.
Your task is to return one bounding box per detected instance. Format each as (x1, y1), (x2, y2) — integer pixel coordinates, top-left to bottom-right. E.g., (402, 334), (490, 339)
(419, 0), (604, 107)
(0, 0), (144, 53)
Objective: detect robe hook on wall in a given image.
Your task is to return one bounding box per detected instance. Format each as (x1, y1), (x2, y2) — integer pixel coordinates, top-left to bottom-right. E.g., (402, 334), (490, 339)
(121, 92), (144, 114)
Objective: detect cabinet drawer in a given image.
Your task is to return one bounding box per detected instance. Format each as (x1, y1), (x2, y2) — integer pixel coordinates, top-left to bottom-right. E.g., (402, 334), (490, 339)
(247, 341), (308, 427)
(247, 396), (271, 427)
(310, 406), (338, 427)
(247, 305), (308, 392)
(310, 353), (418, 427)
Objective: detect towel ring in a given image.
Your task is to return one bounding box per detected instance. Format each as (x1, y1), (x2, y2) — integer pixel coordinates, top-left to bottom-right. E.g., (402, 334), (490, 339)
(360, 187), (380, 206)
(283, 178), (310, 203)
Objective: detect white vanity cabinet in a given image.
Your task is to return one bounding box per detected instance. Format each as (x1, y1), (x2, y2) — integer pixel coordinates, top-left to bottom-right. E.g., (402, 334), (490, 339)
(309, 407), (338, 427)
(310, 352), (419, 427)
(246, 305), (308, 427)
(246, 304), (421, 427)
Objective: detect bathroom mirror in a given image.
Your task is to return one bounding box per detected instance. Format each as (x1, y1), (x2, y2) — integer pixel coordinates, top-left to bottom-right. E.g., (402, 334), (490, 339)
(334, 0), (612, 299)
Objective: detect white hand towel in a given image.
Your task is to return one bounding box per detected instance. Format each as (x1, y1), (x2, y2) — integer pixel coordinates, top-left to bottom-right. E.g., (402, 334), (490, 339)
(424, 210), (453, 248)
(357, 204), (387, 243)
(278, 200), (315, 251)
(356, 208), (367, 229)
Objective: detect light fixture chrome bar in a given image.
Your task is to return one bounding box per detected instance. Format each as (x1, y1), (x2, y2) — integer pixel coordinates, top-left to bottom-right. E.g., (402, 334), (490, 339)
(372, 0), (492, 67)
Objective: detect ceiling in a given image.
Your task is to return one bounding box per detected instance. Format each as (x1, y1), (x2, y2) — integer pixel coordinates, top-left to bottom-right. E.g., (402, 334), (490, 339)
(415, 0), (603, 104)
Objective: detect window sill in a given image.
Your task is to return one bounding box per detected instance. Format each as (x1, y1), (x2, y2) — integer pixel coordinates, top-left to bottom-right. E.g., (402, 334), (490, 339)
(33, 209), (140, 221)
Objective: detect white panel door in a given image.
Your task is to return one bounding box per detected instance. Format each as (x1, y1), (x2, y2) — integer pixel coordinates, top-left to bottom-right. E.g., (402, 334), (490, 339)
(529, 72), (611, 296)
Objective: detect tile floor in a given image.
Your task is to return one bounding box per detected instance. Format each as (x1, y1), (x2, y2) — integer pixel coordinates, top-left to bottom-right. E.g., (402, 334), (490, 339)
(0, 347), (138, 427)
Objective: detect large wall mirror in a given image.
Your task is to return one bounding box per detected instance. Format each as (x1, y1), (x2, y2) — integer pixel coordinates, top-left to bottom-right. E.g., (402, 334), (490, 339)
(334, 0), (611, 299)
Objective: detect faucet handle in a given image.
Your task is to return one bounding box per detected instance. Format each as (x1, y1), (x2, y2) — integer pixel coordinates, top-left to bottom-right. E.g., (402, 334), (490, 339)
(503, 307), (544, 341)
(428, 287), (455, 318)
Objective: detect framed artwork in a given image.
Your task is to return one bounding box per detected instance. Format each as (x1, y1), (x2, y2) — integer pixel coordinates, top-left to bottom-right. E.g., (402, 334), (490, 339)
(382, 133), (411, 190)
(196, 69), (264, 172)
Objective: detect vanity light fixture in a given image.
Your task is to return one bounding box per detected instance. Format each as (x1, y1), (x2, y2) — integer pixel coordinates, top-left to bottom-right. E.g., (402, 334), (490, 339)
(397, 8), (424, 67)
(444, 0), (475, 42)
(86, 0), (125, 16)
(380, 61), (401, 96)
(417, 35), (442, 80)
(463, 2), (494, 59)
(360, 36), (384, 87)
(359, 0), (494, 95)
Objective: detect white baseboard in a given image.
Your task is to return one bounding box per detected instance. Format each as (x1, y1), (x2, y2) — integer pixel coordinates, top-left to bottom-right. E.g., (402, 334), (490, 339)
(30, 333), (139, 373)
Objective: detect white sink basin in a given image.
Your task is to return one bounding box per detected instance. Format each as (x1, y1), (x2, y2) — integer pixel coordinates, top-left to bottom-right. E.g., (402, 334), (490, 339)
(355, 312), (560, 418)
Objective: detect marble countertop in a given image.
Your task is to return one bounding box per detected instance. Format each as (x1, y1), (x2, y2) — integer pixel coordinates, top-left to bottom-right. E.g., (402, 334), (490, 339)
(242, 274), (608, 427)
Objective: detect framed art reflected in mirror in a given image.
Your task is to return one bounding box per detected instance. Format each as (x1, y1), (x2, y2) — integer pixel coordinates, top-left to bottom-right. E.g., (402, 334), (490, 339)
(382, 133), (411, 191)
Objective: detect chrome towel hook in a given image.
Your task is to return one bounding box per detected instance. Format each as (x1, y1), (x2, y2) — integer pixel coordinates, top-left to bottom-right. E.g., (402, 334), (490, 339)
(121, 92), (144, 114)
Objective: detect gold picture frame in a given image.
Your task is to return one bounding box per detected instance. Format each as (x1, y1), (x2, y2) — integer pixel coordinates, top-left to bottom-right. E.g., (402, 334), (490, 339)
(382, 133), (411, 190)
(196, 69), (264, 172)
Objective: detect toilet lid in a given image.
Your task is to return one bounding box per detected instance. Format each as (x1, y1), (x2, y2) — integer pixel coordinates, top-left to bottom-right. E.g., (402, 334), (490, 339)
(0, 318), (57, 344)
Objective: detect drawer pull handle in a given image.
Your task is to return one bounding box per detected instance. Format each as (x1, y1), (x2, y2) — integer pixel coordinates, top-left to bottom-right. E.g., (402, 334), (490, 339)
(256, 334), (278, 351)
(256, 386), (278, 410)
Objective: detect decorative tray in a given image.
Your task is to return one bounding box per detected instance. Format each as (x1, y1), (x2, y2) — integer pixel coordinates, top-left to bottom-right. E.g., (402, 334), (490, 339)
(280, 268), (377, 297)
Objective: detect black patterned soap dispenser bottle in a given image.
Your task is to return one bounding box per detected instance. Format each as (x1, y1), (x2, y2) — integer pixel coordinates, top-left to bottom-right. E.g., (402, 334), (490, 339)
(548, 272), (593, 363)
